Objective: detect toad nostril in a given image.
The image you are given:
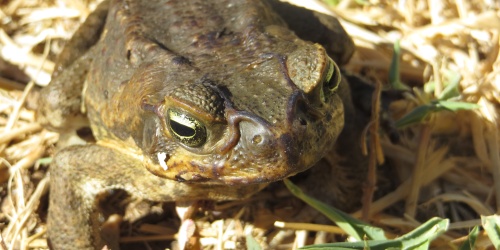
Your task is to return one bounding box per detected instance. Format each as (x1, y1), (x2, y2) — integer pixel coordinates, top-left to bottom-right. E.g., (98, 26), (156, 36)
(297, 104), (323, 126)
(298, 116), (307, 126)
(238, 119), (274, 153)
(294, 98), (317, 125)
(252, 135), (263, 144)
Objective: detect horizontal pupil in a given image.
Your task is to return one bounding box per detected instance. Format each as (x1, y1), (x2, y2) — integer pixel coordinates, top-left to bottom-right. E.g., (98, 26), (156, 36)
(170, 120), (196, 137)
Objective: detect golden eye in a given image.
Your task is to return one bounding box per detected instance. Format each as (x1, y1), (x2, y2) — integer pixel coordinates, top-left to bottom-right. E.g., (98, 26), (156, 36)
(167, 109), (207, 147)
(323, 57), (341, 93)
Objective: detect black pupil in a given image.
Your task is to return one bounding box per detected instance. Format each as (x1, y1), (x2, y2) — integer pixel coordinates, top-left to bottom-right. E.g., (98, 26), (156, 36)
(170, 120), (195, 137)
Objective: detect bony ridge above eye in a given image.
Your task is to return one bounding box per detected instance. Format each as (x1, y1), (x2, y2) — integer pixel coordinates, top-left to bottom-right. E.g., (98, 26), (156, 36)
(167, 109), (207, 148)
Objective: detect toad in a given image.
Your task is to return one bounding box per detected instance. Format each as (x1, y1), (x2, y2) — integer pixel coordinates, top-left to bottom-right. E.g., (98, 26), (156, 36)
(37, 0), (366, 249)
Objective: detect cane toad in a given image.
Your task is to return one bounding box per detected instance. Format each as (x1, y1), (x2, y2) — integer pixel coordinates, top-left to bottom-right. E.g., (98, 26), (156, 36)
(37, 0), (363, 249)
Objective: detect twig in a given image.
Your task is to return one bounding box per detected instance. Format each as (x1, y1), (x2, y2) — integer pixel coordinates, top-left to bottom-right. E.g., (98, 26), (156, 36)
(405, 124), (432, 217)
(362, 79), (383, 221)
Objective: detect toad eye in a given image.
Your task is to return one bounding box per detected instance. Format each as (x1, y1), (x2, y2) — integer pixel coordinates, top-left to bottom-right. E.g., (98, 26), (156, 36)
(321, 57), (341, 100)
(167, 109), (207, 147)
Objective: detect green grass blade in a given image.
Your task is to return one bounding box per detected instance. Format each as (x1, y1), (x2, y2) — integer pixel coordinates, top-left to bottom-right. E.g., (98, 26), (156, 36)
(438, 71), (462, 100)
(459, 226), (480, 250)
(395, 104), (435, 128)
(436, 100), (481, 111)
(395, 100), (479, 128)
(323, 0), (340, 6)
(482, 215), (500, 249)
(300, 240), (402, 250)
(396, 217), (449, 249)
(245, 234), (262, 250)
(409, 240), (430, 250)
(283, 179), (387, 241)
(388, 40), (410, 91)
(37, 157), (53, 165)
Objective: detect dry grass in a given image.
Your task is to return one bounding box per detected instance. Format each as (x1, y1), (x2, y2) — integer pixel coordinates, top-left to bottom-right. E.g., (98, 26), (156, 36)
(0, 0), (499, 249)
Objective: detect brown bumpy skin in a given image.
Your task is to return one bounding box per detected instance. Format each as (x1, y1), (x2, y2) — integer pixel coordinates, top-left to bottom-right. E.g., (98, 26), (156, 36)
(38, 0), (366, 249)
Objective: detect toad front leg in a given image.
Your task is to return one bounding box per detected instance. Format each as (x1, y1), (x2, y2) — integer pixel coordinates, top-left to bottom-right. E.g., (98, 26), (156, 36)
(48, 144), (263, 250)
(47, 145), (142, 250)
